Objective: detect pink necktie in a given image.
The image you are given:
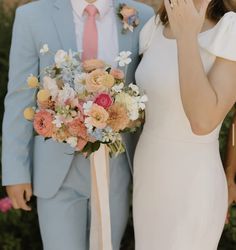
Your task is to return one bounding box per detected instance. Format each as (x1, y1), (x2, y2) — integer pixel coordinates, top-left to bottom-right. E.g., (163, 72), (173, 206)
(82, 5), (98, 61)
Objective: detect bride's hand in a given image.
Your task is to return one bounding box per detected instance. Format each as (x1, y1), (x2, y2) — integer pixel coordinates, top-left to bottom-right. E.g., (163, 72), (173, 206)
(164, 0), (211, 40)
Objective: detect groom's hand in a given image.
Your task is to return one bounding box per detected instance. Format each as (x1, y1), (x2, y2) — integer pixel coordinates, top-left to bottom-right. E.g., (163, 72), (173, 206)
(6, 184), (32, 211)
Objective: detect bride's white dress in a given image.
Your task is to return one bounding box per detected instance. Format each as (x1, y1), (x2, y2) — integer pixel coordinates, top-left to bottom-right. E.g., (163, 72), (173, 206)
(133, 12), (236, 250)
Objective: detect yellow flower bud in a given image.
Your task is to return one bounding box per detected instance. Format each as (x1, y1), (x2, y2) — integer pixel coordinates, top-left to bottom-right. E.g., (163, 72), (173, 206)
(37, 89), (51, 103)
(23, 107), (35, 121)
(27, 75), (39, 88)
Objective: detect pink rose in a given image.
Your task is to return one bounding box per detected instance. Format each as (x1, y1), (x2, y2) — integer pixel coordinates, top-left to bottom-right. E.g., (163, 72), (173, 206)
(94, 93), (113, 109)
(110, 69), (125, 80)
(33, 110), (54, 137)
(0, 197), (13, 213)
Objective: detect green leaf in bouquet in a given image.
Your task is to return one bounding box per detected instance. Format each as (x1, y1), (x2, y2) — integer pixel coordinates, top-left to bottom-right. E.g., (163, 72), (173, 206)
(91, 141), (101, 152)
(81, 141), (101, 158)
(106, 67), (112, 74)
(44, 137), (51, 141)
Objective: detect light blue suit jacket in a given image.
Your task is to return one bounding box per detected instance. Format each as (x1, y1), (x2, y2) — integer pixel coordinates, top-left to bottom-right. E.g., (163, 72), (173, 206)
(2, 0), (154, 198)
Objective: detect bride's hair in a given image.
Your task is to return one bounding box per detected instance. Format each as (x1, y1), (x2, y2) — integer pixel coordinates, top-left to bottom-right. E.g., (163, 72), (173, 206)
(158, 0), (236, 25)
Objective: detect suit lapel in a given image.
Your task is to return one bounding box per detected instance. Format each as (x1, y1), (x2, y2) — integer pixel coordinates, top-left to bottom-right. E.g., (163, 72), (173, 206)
(114, 0), (133, 56)
(52, 0), (77, 51)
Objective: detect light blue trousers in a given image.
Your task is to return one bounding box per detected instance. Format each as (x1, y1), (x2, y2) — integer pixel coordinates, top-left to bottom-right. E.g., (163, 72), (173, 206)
(37, 153), (131, 250)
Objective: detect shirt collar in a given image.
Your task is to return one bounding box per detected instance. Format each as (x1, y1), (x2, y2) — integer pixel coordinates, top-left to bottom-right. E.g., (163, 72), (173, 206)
(70, 0), (113, 19)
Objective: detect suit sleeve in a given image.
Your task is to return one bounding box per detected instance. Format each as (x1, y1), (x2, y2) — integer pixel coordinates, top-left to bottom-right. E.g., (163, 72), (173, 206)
(2, 7), (39, 186)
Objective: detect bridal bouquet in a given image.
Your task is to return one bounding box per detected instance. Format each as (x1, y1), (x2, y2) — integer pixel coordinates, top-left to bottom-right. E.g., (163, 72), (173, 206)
(24, 45), (147, 157)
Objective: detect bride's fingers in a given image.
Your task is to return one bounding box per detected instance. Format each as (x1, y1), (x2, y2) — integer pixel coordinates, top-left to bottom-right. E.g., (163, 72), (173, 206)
(185, 0), (195, 7)
(199, 0), (211, 18)
(171, 0), (178, 6)
(164, 0), (173, 14)
(177, 0), (186, 5)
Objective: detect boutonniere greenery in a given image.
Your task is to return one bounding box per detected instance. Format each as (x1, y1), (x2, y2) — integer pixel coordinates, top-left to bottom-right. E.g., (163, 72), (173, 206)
(117, 4), (140, 34)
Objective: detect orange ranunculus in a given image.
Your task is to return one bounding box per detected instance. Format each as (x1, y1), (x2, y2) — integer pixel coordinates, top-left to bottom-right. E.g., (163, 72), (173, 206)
(107, 103), (130, 132)
(33, 110), (54, 137)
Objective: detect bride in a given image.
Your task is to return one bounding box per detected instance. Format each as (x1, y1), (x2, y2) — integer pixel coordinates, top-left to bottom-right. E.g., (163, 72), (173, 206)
(133, 0), (236, 249)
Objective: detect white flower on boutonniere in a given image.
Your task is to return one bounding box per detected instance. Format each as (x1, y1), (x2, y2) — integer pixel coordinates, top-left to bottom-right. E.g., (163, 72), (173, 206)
(40, 44), (49, 54)
(118, 4), (139, 34)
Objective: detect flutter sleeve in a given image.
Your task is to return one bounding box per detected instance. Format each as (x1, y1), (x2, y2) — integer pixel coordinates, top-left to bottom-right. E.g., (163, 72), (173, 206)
(199, 11), (236, 61)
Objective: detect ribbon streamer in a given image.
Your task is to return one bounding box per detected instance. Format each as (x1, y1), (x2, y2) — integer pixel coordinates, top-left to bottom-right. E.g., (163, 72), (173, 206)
(90, 144), (113, 250)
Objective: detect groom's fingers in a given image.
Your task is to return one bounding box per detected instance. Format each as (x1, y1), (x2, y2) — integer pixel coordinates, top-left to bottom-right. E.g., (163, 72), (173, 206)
(15, 191), (32, 211)
(25, 185), (33, 202)
(11, 198), (20, 210)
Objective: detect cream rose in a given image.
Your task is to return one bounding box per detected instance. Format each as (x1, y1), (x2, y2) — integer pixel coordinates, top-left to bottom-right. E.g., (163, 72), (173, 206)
(83, 59), (106, 72)
(85, 69), (115, 93)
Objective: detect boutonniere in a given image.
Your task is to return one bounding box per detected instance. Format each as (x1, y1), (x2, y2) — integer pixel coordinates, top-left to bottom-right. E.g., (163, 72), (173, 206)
(117, 4), (139, 34)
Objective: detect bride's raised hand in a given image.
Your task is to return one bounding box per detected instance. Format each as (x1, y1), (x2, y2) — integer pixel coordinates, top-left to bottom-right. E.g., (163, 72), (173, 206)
(164, 0), (211, 40)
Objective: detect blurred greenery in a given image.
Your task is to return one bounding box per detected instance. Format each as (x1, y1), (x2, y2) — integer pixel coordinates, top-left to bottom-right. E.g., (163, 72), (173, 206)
(0, 1), (236, 250)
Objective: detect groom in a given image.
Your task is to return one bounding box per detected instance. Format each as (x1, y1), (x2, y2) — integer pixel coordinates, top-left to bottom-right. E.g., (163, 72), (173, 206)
(2, 0), (154, 249)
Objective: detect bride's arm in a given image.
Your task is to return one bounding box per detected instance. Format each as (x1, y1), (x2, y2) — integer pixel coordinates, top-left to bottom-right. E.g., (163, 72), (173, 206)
(177, 37), (236, 135)
(165, 0), (236, 135)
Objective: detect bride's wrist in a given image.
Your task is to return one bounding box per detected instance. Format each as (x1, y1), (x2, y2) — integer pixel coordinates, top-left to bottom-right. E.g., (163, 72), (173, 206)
(176, 33), (199, 47)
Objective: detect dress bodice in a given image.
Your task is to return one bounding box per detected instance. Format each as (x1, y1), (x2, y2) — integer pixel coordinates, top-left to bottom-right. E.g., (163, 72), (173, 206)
(135, 12), (236, 143)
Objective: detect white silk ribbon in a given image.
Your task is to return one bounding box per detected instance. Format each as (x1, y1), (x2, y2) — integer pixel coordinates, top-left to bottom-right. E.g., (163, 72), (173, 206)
(90, 144), (113, 250)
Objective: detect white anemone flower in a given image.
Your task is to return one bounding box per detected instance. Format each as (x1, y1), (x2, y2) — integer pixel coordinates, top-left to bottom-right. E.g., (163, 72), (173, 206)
(54, 50), (68, 68)
(52, 115), (64, 128)
(74, 73), (86, 93)
(57, 83), (76, 105)
(128, 102), (139, 121)
(112, 82), (124, 93)
(129, 83), (139, 95)
(83, 101), (93, 115)
(84, 117), (93, 131)
(43, 76), (59, 100)
(135, 95), (148, 110)
(66, 137), (78, 148)
(115, 51), (132, 67)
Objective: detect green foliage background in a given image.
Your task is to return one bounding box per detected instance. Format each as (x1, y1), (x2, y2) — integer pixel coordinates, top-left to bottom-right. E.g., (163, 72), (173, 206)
(0, 2), (235, 250)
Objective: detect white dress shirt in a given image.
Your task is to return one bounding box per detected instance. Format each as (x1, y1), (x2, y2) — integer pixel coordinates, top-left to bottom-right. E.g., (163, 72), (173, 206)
(70, 0), (119, 67)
